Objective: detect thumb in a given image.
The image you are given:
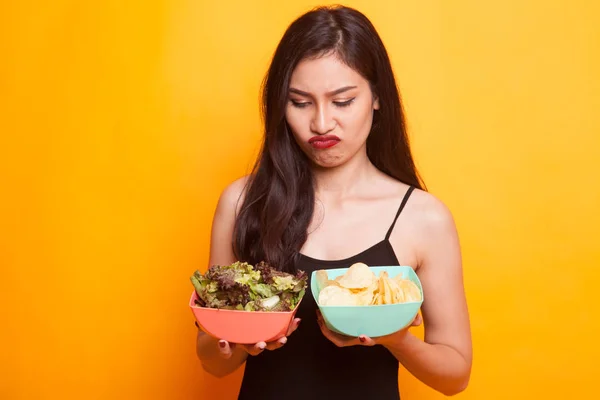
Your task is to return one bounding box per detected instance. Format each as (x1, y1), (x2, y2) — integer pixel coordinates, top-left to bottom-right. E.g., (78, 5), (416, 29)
(286, 318), (301, 336)
(358, 335), (377, 346)
(218, 340), (233, 359)
(411, 313), (423, 327)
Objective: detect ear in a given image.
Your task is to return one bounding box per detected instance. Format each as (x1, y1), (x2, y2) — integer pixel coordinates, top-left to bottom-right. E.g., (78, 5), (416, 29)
(373, 95), (380, 110)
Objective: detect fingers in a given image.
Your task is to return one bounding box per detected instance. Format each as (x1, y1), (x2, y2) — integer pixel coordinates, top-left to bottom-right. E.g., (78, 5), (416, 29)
(253, 318), (300, 352)
(358, 335), (377, 346)
(239, 335), (289, 356)
(411, 313), (423, 326)
(242, 342), (267, 356)
(317, 311), (356, 347)
(316, 311), (337, 343)
(317, 311), (378, 347)
(265, 336), (288, 351)
(218, 340), (233, 359)
(316, 316), (340, 345)
(286, 318), (301, 336)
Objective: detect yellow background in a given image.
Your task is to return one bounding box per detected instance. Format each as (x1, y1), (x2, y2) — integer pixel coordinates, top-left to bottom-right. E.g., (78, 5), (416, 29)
(1, 0), (598, 399)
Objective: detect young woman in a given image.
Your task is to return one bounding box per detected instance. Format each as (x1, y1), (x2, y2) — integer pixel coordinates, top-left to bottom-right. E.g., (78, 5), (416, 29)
(196, 5), (472, 399)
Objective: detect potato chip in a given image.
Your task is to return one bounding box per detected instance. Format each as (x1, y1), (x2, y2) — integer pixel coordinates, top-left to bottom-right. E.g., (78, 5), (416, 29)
(381, 272), (397, 304)
(378, 272), (385, 301)
(318, 285), (361, 306)
(371, 293), (380, 305)
(393, 276), (422, 302)
(315, 265), (422, 306)
(352, 280), (378, 305)
(336, 262), (376, 289)
(385, 276), (405, 303)
(315, 270), (330, 292)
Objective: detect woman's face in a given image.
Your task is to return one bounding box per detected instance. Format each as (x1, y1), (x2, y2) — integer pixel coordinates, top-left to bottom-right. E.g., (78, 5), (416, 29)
(285, 53), (379, 169)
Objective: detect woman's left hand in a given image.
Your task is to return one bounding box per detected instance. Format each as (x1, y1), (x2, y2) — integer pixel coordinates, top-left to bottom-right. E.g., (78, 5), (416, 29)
(316, 309), (422, 347)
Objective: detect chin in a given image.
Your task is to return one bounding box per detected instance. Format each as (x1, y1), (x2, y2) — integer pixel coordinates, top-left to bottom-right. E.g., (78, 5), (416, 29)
(311, 156), (347, 169)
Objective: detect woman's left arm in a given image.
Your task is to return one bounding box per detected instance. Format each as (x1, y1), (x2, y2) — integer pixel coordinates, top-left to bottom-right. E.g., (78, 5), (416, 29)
(384, 199), (472, 395)
(316, 197), (473, 395)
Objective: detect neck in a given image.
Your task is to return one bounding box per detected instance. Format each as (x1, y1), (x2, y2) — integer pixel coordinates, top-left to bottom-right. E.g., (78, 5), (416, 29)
(311, 148), (377, 200)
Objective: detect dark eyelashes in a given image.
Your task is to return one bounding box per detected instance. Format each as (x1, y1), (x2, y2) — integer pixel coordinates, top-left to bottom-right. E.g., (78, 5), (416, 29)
(290, 98), (355, 108)
(334, 99), (355, 107)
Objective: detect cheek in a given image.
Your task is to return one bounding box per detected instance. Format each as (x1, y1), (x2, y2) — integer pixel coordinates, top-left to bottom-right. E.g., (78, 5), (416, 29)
(285, 109), (308, 141)
(341, 106), (374, 140)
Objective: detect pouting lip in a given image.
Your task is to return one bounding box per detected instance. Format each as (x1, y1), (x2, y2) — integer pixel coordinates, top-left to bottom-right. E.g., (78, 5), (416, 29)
(308, 135), (341, 144)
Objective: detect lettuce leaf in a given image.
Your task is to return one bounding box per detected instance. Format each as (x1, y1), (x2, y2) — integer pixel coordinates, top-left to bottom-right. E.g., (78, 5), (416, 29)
(190, 261), (307, 311)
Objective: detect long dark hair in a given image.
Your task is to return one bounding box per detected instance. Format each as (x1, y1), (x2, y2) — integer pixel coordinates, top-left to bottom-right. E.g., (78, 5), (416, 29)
(233, 5), (426, 272)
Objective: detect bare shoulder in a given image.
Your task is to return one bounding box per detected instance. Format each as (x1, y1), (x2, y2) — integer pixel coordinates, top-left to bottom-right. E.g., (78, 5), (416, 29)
(397, 188), (461, 269)
(407, 188), (457, 235)
(217, 175), (251, 216)
(376, 172), (456, 234)
(209, 175), (251, 267)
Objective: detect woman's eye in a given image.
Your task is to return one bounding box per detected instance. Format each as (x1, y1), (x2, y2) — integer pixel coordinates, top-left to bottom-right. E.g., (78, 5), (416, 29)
(291, 100), (310, 108)
(333, 98), (355, 107)
(290, 98), (355, 108)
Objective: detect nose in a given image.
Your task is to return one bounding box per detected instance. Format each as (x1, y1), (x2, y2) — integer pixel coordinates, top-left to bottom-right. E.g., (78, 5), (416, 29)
(310, 104), (336, 135)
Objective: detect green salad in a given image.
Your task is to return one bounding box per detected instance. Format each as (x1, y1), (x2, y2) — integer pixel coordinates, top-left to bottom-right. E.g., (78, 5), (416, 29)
(190, 261), (307, 311)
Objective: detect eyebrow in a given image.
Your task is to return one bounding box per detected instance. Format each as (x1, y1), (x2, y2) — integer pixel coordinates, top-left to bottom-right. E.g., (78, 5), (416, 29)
(288, 85), (358, 97)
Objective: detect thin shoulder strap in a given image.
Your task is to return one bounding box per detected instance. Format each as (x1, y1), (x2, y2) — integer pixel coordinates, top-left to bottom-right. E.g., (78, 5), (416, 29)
(385, 186), (416, 240)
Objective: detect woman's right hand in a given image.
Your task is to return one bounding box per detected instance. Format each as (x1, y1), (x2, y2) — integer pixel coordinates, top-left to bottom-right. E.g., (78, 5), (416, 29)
(217, 317), (301, 358)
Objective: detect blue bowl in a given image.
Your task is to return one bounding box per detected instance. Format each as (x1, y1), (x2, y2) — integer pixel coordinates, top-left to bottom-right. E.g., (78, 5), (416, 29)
(310, 266), (423, 338)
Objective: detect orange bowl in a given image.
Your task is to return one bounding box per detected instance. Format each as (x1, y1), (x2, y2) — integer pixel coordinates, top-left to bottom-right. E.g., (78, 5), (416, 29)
(189, 291), (303, 344)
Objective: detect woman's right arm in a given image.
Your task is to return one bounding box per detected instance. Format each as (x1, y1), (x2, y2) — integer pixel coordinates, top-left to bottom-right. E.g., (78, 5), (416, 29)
(196, 177), (300, 377)
(196, 177), (250, 377)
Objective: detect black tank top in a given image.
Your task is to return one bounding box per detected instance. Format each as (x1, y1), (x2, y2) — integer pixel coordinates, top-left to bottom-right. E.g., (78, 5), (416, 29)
(237, 186), (415, 400)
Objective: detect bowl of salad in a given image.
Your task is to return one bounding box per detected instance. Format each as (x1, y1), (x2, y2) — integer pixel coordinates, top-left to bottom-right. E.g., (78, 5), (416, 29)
(189, 261), (307, 344)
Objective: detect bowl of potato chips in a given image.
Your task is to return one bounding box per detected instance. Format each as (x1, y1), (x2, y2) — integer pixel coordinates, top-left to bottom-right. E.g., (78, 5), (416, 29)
(310, 263), (424, 338)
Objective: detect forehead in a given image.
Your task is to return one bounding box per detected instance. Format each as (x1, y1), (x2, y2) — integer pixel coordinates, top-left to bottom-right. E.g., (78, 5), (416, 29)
(289, 53), (368, 93)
